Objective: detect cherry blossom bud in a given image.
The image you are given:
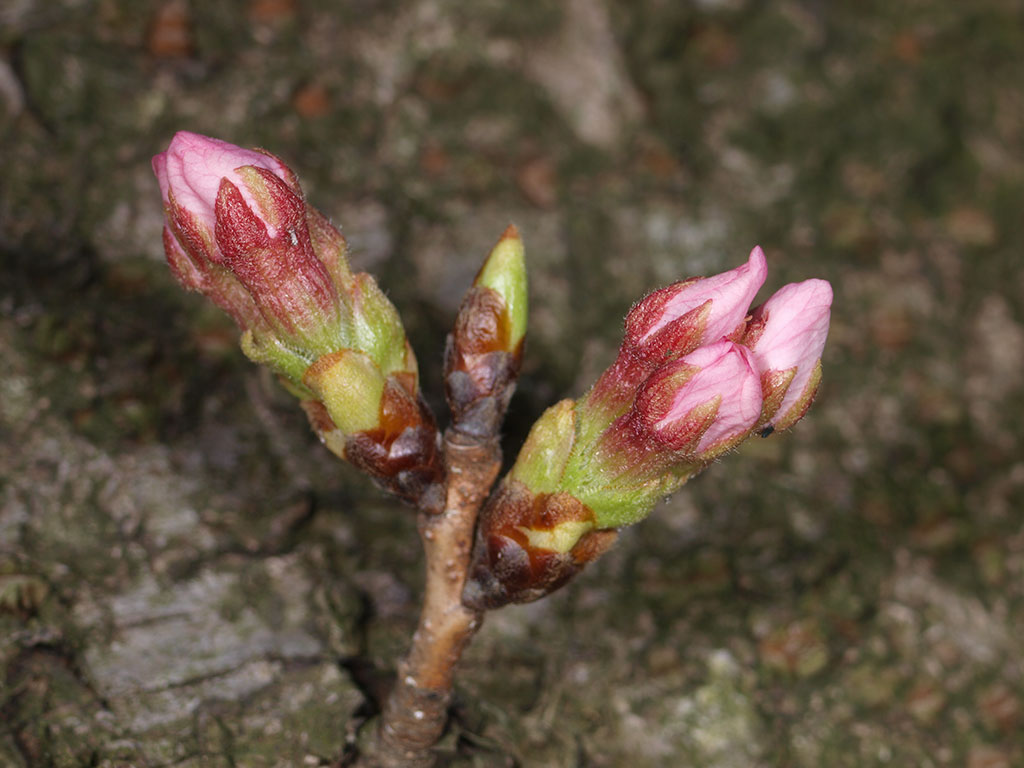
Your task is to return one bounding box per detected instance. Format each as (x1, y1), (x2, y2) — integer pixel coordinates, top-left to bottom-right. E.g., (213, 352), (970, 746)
(626, 246), (768, 353)
(638, 340), (763, 460)
(742, 279), (832, 432)
(154, 131), (443, 510)
(475, 225), (528, 352)
(587, 247), (767, 418)
(154, 131), (348, 361)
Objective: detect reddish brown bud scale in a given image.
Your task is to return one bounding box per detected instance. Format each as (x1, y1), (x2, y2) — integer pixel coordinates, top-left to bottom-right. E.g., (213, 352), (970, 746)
(389, 369), (419, 399)
(345, 422), (445, 513)
(445, 228), (527, 438)
(377, 377), (426, 436)
(462, 480), (617, 609)
(445, 286), (523, 437)
(302, 378), (445, 513)
(455, 287), (509, 356)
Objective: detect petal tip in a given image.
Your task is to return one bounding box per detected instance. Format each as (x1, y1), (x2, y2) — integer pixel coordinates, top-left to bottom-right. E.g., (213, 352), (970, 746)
(747, 245), (768, 277)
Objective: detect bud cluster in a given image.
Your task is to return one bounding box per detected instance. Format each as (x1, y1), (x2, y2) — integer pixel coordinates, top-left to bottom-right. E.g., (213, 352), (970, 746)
(464, 248), (832, 609)
(154, 132), (443, 510)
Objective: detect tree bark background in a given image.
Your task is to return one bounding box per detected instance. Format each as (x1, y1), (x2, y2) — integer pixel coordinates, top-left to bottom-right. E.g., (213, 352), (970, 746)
(2, 1), (1023, 765)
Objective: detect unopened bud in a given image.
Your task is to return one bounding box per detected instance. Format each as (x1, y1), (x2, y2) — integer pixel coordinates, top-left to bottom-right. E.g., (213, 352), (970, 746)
(743, 279), (832, 431)
(638, 340), (763, 460)
(586, 247), (767, 420)
(445, 225), (528, 436)
(154, 131), (443, 509)
(155, 131), (350, 371)
(475, 225), (528, 352)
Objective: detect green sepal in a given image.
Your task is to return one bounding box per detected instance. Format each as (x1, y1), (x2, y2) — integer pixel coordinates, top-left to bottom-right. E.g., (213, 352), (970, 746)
(240, 329), (313, 389)
(302, 349), (386, 434)
(350, 273), (412, 379)
(509, 399), (577, 494)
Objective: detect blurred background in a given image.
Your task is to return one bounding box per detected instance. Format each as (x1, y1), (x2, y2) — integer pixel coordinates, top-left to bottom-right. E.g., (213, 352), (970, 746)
(2, 0), (1022, 765)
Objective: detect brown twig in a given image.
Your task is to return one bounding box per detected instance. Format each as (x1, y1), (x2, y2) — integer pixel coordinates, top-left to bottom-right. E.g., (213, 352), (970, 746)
(366, 429), (500, 767)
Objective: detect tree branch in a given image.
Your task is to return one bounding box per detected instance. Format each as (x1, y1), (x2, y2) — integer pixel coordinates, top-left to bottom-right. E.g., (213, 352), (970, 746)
(367, 430), (500, 767)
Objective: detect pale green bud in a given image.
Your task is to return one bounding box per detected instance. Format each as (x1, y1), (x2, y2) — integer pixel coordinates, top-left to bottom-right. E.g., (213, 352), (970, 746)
(475, 224), (528, 351)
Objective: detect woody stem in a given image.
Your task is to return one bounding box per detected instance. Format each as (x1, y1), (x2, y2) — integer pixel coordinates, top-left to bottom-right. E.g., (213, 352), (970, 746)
(369, 430), (500, 768)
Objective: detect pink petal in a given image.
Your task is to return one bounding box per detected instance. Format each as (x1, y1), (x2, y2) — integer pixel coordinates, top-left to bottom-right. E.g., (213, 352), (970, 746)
(151, 152), (169, 203)
(153, 131), (289, 235)
(655, 340), (762, 453)
(637, 246), (768, 346)
(745, 279), (832, 423)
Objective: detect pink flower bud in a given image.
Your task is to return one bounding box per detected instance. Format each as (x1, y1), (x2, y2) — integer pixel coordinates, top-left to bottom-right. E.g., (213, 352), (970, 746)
(153, 131), (293, 237)
(587, 247), (768, 415)
(743, 279), (832, 431)
(639, 340), (763, 458)
(625, 246), (768, 355)
(154, 132), (345, 356)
